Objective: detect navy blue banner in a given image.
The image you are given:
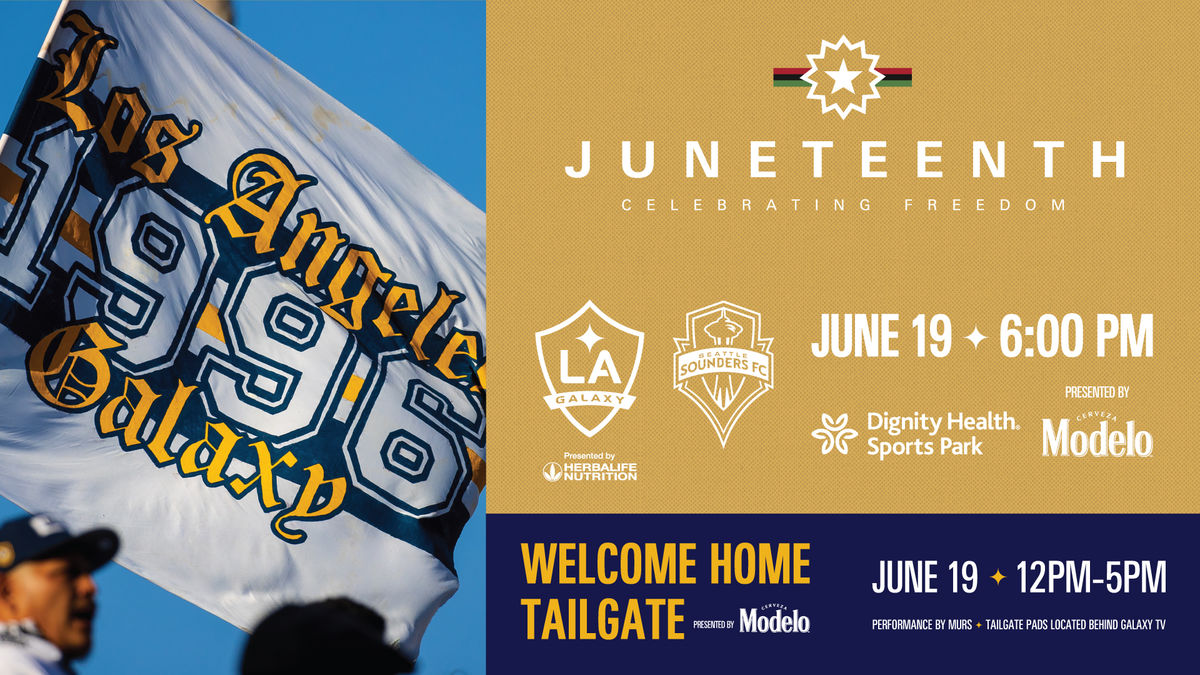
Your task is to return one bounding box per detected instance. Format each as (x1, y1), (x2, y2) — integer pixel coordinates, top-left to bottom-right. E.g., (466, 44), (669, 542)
(487, 514), (1196, 672)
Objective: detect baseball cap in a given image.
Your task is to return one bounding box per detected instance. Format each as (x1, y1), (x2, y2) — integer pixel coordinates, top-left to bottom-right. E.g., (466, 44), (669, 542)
(0, 513), (119, 573)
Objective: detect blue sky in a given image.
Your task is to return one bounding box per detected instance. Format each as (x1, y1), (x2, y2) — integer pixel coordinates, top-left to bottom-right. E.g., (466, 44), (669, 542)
(0, 2), (484, 673)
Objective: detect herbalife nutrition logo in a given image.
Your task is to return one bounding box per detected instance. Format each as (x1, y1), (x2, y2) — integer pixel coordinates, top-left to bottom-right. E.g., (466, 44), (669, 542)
(543, 454), (638, 483)
(773, 36), (912, 118)
(536, 301), (644, 437)
(542, 463), (563, 482)
(674, 302), (773, 447)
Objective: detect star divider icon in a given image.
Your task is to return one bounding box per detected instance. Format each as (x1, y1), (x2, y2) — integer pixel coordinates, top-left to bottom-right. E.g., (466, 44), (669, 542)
(773, 36), (912, 118)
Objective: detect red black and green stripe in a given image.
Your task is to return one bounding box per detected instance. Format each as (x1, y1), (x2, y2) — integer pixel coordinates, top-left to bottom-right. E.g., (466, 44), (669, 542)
(773, 67), (912, 87)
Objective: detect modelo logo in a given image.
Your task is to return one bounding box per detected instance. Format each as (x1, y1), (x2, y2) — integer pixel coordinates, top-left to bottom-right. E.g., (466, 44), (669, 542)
(1041, 419), (1153, 457)
(739, 606), (811, 634)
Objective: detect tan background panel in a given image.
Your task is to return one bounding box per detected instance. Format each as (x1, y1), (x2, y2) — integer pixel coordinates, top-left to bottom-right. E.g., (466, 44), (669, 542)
(488, 0), (1197, 513)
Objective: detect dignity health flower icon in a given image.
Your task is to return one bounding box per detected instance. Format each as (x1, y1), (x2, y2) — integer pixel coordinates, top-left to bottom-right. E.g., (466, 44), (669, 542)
(813, 413), (858, 455)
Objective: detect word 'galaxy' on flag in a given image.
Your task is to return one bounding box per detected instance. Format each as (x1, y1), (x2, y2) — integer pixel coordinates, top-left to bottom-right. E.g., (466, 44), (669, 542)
(0, 0), (485, 658)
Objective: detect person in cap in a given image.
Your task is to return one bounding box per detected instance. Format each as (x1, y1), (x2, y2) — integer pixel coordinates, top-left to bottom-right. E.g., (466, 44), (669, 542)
(241, 597), (414, 675)
(0, 513), (119, 675)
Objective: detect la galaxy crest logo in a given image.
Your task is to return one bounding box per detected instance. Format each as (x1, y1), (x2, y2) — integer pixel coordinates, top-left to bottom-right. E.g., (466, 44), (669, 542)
(773, 36), (912, 118)
(536, 301), (643, 437)
(674, 302), (773, 446)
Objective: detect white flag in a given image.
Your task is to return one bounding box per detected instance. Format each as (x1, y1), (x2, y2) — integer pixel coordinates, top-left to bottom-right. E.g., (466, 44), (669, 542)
(0, 0), (485, 658)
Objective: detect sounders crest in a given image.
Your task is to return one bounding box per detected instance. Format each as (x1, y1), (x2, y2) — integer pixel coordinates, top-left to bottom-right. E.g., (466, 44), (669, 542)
(674, 302), (773, 446)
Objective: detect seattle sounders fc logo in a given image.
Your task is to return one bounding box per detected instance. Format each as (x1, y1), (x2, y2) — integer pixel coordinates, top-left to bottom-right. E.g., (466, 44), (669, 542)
(674, 302), (773, 447)
(537, 301), (644, 437)
(773, 36), (912, 118)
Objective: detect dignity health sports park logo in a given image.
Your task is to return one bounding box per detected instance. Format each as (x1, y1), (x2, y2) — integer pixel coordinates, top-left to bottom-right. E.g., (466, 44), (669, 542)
(536, 301), (644, 437)
(812, 413), (858, 455)
(773, 36), (912, 118)
(674, 302), (773, 446)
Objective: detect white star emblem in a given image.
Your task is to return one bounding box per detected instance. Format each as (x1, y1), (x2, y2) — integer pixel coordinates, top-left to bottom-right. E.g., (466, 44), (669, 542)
(576, 325), (603, 351)
(800, 36), (884, 119)
(965, 326), (988, 349)
(826, 60), (861, 93)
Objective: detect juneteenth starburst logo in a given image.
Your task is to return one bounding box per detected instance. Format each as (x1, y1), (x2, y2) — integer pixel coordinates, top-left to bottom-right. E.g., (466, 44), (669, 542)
(773, 36), (911, 118)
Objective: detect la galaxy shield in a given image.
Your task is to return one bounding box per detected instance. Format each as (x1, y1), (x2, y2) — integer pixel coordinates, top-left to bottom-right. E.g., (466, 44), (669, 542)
(536, 301), (643, 437)
(674, 302), (773, 446)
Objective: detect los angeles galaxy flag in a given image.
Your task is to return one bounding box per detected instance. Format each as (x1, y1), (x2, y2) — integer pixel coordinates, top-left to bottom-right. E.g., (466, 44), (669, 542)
(0, 1), (485, 656)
